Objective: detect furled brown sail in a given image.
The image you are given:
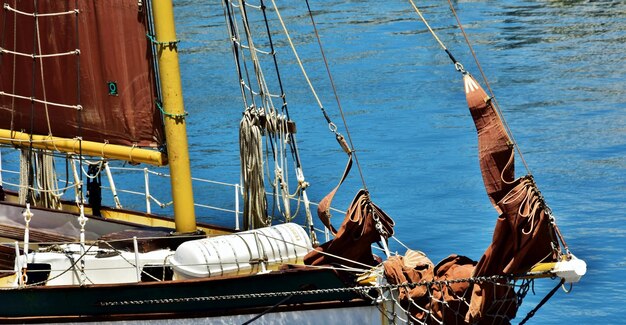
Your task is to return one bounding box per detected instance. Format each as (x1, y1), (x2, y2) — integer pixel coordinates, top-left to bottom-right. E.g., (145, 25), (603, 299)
(0, 0), (162, 148)
(462, 74), (559, 323)
(304, 189), (394, 269)
(462, 74), (516, 208)
(383, 253), (479, 324)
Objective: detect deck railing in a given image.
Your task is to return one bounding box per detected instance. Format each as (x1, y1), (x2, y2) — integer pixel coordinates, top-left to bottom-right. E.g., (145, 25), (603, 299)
(0, 150), (332, 240)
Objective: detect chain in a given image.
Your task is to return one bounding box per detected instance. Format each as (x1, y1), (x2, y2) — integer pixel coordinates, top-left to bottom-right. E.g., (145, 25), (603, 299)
(98, 275), (514, 307)
(98, 286), (371, 306)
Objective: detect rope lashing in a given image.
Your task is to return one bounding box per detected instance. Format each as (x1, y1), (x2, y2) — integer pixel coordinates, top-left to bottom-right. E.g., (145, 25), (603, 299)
(0, 91), (82, 110)
(155, 100), (188, 119)
(3, 3), (79, 17)
(146, 33), (180, 48)
(0, 47), (80, 59)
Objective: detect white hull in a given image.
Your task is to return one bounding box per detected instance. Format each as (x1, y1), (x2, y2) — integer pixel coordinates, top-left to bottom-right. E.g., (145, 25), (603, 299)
(59, 305), (386, 325)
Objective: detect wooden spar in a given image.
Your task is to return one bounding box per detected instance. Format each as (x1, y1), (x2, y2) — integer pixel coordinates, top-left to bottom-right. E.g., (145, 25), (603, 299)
(0, 129), (167, 166)
(151, 0), (197, 233)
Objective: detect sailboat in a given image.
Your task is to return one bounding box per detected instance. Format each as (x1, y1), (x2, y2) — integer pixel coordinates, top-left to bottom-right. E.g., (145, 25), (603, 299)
(0, 0), (586, 323)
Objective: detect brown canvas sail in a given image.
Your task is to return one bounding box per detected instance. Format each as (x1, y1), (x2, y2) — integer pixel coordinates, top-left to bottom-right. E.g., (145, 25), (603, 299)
(463, 74), (515, 208)
(0, 0), (162, 148)
(382, 253), (481, 323)
(462, 74), (559, 322)
(304, 189), (394, 269)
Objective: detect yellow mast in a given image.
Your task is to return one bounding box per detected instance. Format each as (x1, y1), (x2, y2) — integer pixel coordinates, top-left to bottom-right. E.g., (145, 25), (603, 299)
(151, 0), (197, 233)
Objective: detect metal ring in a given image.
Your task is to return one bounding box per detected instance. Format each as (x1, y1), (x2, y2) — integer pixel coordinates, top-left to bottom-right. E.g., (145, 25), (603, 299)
(328, 122), (337, 133)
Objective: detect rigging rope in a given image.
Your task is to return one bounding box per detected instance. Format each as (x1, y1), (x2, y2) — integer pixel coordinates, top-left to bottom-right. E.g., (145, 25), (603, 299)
(0, 47), (80, 58)
(240, 110), (270, 229)
(223, 0), (316, 230)
(4, 2), (80, 209)
(407, 0), (572, 256)
(242, 294), (293, 325)
(444, 0), (532, 175)
(0, 91), (82, 110)
(73, 0), (86, 226)
(18, 149), (34, 205)
(404, 4), (574, 320)
(3, 3), (78, 17)
(406, 0), (464, 72)
(34, 151), (62, 209)
(406, 0), (533, 174)
(303, 0), (367, 190)
(27, 0), (39, 207)
(267, 0), (350, 159)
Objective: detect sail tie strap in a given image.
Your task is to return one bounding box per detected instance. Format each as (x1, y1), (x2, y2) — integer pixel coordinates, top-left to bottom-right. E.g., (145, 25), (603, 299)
(317, 143), (352, 236)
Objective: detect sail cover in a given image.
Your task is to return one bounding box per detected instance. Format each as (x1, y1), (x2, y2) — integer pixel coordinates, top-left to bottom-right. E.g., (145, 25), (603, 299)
(0, 0), (162, 148)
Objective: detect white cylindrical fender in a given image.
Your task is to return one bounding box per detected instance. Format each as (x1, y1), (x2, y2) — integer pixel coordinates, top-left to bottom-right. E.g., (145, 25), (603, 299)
(170, 223), (312, 279)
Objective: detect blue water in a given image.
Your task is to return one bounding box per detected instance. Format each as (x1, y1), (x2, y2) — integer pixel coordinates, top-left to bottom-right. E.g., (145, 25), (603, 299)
(172, 0), (625, 322)
(0, 0), (621, 323)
